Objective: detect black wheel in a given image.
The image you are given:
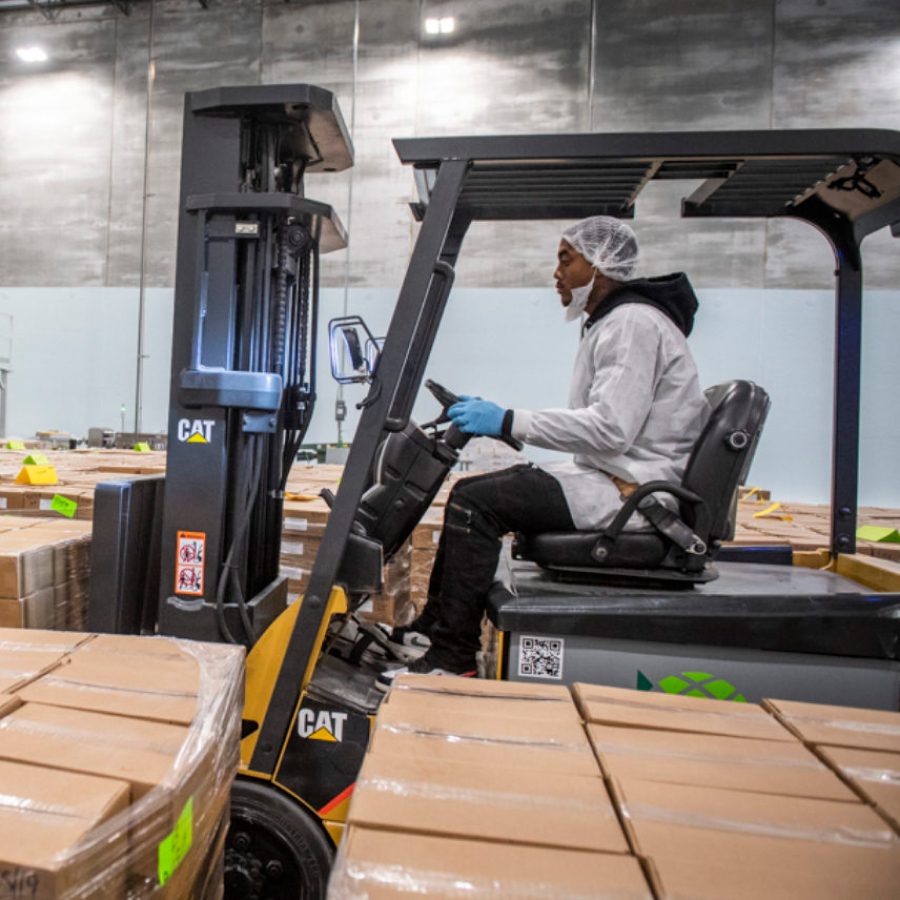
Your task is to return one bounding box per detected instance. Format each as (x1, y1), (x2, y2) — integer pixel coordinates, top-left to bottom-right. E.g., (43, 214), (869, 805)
(225, 778), (334, 900)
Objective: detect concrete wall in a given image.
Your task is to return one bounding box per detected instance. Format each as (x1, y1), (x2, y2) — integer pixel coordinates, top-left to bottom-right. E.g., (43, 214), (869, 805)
(1, 0), (898, 290)
(0, 0), (898, 504)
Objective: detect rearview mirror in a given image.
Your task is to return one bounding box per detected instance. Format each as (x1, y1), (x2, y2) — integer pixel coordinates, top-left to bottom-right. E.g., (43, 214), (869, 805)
(328, 316), (380, 384)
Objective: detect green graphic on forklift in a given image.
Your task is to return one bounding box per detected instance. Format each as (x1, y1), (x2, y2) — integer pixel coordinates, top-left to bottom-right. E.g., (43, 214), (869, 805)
(637, 670), (747, 702)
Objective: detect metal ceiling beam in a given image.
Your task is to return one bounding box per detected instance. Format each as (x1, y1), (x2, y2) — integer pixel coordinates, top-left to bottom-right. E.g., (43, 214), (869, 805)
(1, 0), (144, 14)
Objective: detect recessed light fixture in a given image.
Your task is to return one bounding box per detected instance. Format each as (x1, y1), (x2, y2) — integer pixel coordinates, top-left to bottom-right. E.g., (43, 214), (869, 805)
(16, 47), (48, 63)
(424, 16), (455, 36)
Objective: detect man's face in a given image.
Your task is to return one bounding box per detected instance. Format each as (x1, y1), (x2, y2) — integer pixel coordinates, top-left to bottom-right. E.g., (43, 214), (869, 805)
(554, 239), (595, 306)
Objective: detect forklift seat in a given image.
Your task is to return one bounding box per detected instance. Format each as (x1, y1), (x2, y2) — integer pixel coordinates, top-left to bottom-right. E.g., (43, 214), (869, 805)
(513, 380), (770, 585)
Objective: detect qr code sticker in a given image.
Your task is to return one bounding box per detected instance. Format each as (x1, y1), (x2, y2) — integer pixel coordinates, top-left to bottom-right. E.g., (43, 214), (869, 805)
(518, 636), (564, 680)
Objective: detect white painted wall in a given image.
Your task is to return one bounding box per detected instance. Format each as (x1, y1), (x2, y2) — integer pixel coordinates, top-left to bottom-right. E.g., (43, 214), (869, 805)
(0, 284), (896, 507)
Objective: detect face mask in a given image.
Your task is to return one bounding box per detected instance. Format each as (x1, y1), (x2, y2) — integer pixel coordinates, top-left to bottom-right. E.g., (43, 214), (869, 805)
(564, 273), (595, 322)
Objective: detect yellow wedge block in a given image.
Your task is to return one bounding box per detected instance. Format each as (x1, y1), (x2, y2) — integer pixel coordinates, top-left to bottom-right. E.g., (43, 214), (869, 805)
(14, 464), (59, 485)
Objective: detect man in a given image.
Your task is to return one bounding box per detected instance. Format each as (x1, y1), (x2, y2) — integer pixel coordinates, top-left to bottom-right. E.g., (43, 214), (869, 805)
(377, 215), (709, 689)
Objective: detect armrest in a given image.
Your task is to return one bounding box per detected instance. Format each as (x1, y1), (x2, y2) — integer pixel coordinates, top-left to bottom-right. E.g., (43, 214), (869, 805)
(603, 480), (708, 543)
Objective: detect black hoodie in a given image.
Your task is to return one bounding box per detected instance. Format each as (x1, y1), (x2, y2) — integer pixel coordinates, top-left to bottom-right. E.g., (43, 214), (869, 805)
(583, 272), (699, 337)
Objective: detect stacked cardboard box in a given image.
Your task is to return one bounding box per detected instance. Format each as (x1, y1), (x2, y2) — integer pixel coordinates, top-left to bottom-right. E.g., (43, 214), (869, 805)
(409, 507), (443, 616)
(0, 447), (167, 521)
(280, 496), (333, 602)
(328, 675), (654, 898)
(765, 698), (900, 838)
(280, 492), (415, 625)
(576, 684), (900, 899)
(0, 628), (243, 898)
(331, 678), (900, 898)
(0, 519), (92, 630)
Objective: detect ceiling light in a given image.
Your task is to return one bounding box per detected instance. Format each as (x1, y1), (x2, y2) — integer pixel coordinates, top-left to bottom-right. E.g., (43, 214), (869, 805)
(16, 47), (48, 64)
(424, 16), (455, 36)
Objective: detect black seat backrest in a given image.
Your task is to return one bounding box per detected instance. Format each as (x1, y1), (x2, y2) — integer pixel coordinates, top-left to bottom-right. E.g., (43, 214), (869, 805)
(681, 380), (770, 544)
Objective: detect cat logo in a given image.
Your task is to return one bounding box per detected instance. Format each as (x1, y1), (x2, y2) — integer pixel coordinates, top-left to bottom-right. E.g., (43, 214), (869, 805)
(297, 708), (348, 742)
(177, 419), (215, 444)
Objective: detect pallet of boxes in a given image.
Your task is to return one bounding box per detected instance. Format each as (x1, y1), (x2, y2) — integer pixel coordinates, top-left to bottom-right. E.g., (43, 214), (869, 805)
(0, 517), (92, 631)
(0, 628), (243, 898)
(280, 493), (415, 627)
(329, 676), (900, 898)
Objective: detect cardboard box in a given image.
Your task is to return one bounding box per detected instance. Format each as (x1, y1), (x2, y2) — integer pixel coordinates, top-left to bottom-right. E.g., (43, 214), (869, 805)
(646, 842), (900, 900)
(816, 745), (900, 835)
(0, 586), (58, 629)
(0, 489), (25, 511)
(385, 685), (582, 726)
(280, 536), (322, 566)
(0, 648), (68, 693)
(376, 695), (590, 749)
(573, 683), (793, 741)
(587, 723), (858, 801)
(19, 645), (200, 724)
(389, 671), (572, 702)
(0, 702), (188, 800)
(282, 497), (331, 530)
(369, 725), (603, 778)
(411, 507), (443, 549)
(613, 777), (900, 900)
(0, 758), (129, 900)
(0, 626), (90, 652)
(331, 827), (652, 899)
(0, 532), (55, 599)
(78, 633), (195, 663)
(764, 698), (900, 753)
(350, 753), (628, 854)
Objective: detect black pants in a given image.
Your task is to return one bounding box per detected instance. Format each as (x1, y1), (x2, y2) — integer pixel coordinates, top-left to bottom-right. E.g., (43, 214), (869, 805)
(409, 464), (575, 668)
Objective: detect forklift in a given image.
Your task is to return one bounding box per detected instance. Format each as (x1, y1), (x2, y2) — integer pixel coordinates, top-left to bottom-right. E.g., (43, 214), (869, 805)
(90, 83), (900, 897)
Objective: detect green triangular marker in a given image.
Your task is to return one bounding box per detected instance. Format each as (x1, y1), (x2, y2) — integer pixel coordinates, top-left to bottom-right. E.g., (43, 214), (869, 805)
(24, 453), (49, 465)
(856, 525), (900, 543)
(636, 670), (653, 692)
(6, 440), (25, 450)
(133, 442), (152, 453)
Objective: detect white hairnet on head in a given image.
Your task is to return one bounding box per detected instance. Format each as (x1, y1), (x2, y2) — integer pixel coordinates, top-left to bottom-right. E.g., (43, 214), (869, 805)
(562, 216), (639, 281)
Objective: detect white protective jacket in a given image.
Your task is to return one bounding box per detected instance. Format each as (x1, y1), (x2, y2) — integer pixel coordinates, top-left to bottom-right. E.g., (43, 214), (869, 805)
(511, 297), (709, 530)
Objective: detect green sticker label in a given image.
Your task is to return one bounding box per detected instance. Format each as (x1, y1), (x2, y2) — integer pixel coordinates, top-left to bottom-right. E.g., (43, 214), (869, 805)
(24, 453), (49, 465)
(6, 440), (25, 450)
(50, 495), (78, 519)
(158, 796), (193, 886)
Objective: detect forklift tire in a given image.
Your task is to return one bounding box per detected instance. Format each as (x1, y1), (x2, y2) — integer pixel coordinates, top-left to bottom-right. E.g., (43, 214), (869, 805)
(225, 778), (334, 900)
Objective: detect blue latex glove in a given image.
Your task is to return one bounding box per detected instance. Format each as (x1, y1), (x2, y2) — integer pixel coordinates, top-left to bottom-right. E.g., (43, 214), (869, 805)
(448, 398), (505, 436)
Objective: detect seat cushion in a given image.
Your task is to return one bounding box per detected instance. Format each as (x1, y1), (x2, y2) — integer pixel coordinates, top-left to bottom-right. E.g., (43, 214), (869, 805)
(516, 531), (669, 570)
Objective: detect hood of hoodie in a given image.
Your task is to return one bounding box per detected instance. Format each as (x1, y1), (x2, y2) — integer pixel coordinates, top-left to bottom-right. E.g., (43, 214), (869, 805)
(585, 272), (699, 337)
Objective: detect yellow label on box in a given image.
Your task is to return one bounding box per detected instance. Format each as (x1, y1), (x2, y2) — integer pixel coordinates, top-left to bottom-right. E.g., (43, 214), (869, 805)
(5, 440), (25, 450)
(23, 452), (49, 465)
(158, 796), (193, 886)
(14, 464), (59, 485)
(133, 442), (152, 453)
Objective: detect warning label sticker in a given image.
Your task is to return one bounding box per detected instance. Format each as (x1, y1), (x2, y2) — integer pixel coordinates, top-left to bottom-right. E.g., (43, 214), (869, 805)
(175, 531), (205, 596)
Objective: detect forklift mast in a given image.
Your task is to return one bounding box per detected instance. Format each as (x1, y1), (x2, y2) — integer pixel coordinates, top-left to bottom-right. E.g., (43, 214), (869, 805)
(156, 85), (351, 645)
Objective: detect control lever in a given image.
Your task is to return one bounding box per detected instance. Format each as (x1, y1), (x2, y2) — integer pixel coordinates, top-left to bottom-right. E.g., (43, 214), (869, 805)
(423, 379), (524, 453)
(420, 379), (460, 430)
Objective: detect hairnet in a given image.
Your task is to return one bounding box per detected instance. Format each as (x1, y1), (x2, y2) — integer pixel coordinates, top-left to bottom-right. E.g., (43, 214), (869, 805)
(562, 216), (638, 281)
